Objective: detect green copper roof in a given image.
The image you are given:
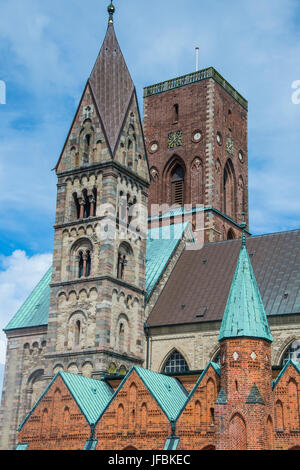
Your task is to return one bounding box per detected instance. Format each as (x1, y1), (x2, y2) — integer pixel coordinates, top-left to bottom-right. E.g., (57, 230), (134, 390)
(246, 384), (265, 405)
(59, 371), (113, 424)
(146, 223), (193, 298)
(5, 268), (52, 331)
(215, 386), (227, 405)
(5, 225), (190, 331)
(272, 360), (300, 389)
(218, 244), (273, 343)
(19, 371), (113, 430)
(133, 366), (188, 421)
(96, 365), (188, 425)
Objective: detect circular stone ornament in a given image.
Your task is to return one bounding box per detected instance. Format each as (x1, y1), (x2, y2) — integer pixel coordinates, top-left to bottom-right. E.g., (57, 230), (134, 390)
(193, 131), (202, 142)
(216, 132), (222, 145)
(150, 142), (159, 153)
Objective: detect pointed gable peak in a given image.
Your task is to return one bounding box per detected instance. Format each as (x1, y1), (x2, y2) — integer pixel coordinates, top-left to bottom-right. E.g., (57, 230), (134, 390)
(88, 22), (135, 156)
(218, 242), (273, 343)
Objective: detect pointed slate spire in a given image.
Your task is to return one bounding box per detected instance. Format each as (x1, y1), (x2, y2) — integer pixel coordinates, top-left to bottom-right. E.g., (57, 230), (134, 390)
(88, 2), (135, 156)
(218, 234), (273, 343)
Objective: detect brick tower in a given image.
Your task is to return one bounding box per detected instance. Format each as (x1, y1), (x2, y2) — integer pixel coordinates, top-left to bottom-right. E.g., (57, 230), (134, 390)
(45, 3), (150, 381)
(143, 68), (249, 242)
(216, 231), (274, 450)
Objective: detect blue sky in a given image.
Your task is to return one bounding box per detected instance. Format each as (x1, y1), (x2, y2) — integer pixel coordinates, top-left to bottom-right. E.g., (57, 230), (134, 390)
(0, 0), (300, 383)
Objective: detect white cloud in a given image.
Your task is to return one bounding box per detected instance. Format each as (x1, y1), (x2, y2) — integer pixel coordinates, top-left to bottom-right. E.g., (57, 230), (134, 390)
(0, 251), (52, 364)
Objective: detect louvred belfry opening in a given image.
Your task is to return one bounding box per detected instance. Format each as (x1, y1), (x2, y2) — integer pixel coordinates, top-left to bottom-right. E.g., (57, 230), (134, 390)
(171, 165), (184, 205)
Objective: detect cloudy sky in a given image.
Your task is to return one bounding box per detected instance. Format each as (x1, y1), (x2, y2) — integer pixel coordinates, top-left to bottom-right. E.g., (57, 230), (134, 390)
(0, 0), (300, 390)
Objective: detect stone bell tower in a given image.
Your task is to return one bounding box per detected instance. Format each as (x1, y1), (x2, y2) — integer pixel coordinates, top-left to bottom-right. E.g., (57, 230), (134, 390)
(45, 2), (150, 380)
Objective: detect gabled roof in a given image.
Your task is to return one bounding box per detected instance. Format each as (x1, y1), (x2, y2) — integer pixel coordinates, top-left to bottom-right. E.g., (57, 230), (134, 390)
(273, 359), (300, 389)
(4, 268), (52, 331)
(96, 366), (188, 425)
(175, 362), (220, 423)
(218, 243), (273, 342)
(18, 371), (114, 430)
(88, 24), (135, 155)
(148, 229), (300, 327)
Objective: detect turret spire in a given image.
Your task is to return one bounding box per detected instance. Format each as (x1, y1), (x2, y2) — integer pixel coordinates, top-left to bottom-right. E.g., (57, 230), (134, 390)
(218, 235), (273, 343)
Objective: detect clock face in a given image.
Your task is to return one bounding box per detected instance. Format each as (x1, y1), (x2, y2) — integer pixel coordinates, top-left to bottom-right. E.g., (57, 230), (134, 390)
(193, 131), (202, 142)
(150, 142), (158, 153)
(226, 137), (234, 155)
(168, 130), (183, 149)
(216, 132), (222, 145)
(238, 151), (244, 162)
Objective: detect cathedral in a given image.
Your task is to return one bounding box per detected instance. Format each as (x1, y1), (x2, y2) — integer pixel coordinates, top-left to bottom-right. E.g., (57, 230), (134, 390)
(0, 3), (300, 451)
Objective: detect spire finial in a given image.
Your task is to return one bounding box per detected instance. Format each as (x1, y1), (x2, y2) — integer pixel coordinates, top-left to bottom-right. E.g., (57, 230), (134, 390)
(240, 212), (247, 247)
(107, 1), (115, 25)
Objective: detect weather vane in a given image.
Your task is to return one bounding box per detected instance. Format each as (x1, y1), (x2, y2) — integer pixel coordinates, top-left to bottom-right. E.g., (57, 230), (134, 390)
(108, 1), (115, 25)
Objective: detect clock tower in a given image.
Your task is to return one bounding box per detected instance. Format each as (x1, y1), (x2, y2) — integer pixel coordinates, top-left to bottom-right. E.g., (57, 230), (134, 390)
(143, 67), (249, 242)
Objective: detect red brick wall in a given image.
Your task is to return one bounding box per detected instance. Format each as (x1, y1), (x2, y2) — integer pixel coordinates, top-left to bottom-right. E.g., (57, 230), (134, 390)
(176, 366), (220, 450)
(18, 376), (91, 450)
(95, 370), (172, 450)
(216, 339), (274, 450)
(273, 363), (300, 450)
(144, 76), (249, 237)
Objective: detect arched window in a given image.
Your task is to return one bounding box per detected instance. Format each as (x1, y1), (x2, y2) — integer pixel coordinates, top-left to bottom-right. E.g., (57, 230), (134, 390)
(117, 243), (133, 282)
(129, 409), (136, 431)
(171, 165), (184, 206)
(119, 323), (125, 351)
(71, 239), (93, 280)
(227, 229), (235, 240)
(75, 320), (81, 345)
(194, 401), (202, 427)
(223, 159), (236, 219)
(40, 408), (48, 438)
(228, 109), (233, 132)
(141, 403), (148, 432)
(281, 340), (300, 365)
(117, 404), (125, 429)
(173, 104), (179, 123)
(79, 121), (94, 166)
(275, 400), (284, 430)
(210, 408), (215, 425)
(288, 379), (300, 430)
(86, 251), (91, 277)
(78, 251), (84, 278)
(63, 407), (70, 435)
(163, 350), (189, 374)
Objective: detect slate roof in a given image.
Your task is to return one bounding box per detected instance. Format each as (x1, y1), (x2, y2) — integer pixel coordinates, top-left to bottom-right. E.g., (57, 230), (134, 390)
(19, 371), (114, 430)
(89, 23), (135, 155)
(5, 225), (189, 331)
(218, 243), (273, 342)
(148, 229), (300, 327)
